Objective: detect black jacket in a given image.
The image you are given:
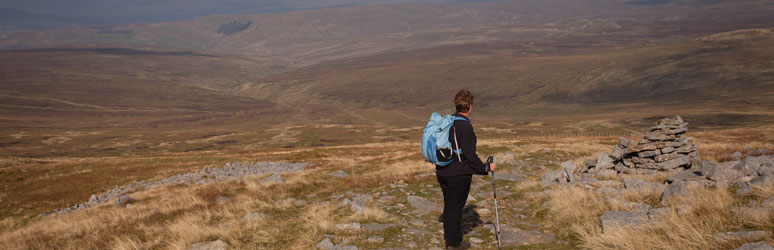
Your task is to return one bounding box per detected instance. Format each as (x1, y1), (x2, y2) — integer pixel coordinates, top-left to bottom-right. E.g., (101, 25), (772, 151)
(435, 113), (490, 176)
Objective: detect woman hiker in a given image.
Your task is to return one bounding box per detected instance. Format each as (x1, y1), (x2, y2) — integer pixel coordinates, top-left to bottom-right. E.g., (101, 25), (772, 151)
(436, 89), (495, 250)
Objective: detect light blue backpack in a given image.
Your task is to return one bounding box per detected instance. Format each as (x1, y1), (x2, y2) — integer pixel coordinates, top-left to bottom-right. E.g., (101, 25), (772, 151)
(421, 112), (466, 167)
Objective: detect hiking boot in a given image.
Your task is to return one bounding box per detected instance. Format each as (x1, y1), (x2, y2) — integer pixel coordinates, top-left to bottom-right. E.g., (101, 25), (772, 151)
(446, 240), (471, 250)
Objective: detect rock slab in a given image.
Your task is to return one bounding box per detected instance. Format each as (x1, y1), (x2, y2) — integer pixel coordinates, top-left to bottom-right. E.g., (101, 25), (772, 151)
(188, 239), (231, 250)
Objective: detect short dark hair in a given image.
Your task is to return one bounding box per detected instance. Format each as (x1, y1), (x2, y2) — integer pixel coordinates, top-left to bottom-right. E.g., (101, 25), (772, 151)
(454, 89), (474, 113)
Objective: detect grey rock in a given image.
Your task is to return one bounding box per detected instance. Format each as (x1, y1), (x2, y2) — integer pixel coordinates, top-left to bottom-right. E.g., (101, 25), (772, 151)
(748, 155), (774, 176)
(406, 196), (441, 214)
(409, 219), (424, 227)
(216, 196), (230, 204)
(594, 169), (618, 179)
(610, 145), (625, 161)
(494, 172), (523, 182)
(588, 180), (623, 189)
(581, 158), (597, 172)
(561, 161), (577, 182)
(714, 230), (772, 242)
(645, 131), (669, 141)
(703, 161), (743, 183)
(632, 156), (656, 164)
(600, 211), (649, 233)
(667, 170), (705, 183)
(655, 153), (684, 163)
(540, 170), (567, 187)
(317, 238), (335, 249)
(735, 241), (774, 250)
(638, 150), (661, 158)
(648, 207), (671, 220)
(403, 228), (432, 235)
(661, 146), (676, 154)
(494, 225), (555, 246)
(596, 152), (615, 170)
(350, 194), (373, 214)
(595, 187), (624, 196)
(367, 236), (384, 244)
(495, 151), (516, 165)
(333, 245), (357, 250)
(618, 137), (631, 148)
(260, 174), (284, 184)
(675, 144), (697, 154)
(362, 223), (398, 231)
(188, 239), (231, 250)
(115, 195), (134, 208)
(242, 212), (272, 221)
(334, 222), (362, 231)
(661, 181), (691, 203)
(329, 170), (349, 178)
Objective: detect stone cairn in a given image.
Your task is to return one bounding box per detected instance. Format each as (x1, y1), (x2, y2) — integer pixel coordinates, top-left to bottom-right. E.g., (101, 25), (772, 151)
(578, 116), (699, 176)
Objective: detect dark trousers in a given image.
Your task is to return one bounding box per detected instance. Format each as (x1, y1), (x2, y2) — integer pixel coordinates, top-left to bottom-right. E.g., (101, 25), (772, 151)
(436, 174), (472, 247)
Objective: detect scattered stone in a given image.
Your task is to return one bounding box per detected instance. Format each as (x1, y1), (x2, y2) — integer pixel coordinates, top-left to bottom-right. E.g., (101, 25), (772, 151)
(475, 208), (492, 217)
(469, 237), (484, 244)
(242, 212), (271, 221)
(735, 241), (774, 250)
(216, 196), (230, 204)
(594, 169), (618, 179)
(188, 239), (231, 250)
(661, 181), (691, 203)
(596, 152), (615, 170)
(494, 172), (523, 182)
(260, 174), (284, 184)
(329, 170), (349, 179)
(115, 195), (134, 208)
(561, 161), (577, 182)
(648, 207), (671, 221)
(600, 211), (649, 233)
(409, 219), (424, 227)
(495, 225), (556, 246)
(702, 161), (743, 183)
(714, 230), (772, 242)
(541, 170), (567, 187)
(367, 236), (385, 244)
(51, 162), (307, 215)
(667, 170), (705, 183)
(362, 223), (398, 232)
(335, 222), (362, 231)
(407, 196), (442, 214)
(624, 179), (666, 193)
(317, 238), (335, 249)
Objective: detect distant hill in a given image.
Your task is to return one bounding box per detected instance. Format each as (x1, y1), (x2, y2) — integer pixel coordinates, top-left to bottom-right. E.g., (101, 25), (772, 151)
(0, 8), (81, 33)
(2, 0), (773, 67)
(234, 27), (774, 125)
(0, 0), (457, 32)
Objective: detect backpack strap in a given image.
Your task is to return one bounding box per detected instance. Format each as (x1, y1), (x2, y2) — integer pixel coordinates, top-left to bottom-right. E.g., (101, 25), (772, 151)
(451, 116), (468, 161)
(453, 126), (462, 161)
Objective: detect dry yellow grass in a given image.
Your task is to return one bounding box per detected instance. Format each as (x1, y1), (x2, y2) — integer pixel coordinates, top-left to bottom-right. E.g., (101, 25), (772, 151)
(2, 126), (772, 249)
(543, 182), (774, 250)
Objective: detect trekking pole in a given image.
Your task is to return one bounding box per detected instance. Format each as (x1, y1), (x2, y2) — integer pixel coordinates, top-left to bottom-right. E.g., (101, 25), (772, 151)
(487, 156), (502, 249)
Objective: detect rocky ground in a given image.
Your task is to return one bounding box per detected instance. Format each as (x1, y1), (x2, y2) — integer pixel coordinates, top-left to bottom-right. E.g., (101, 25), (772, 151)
(18, 117), (773, 249)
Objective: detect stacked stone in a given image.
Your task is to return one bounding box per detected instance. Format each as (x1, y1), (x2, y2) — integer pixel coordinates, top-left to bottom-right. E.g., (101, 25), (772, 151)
(580, 116), (698, 176)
